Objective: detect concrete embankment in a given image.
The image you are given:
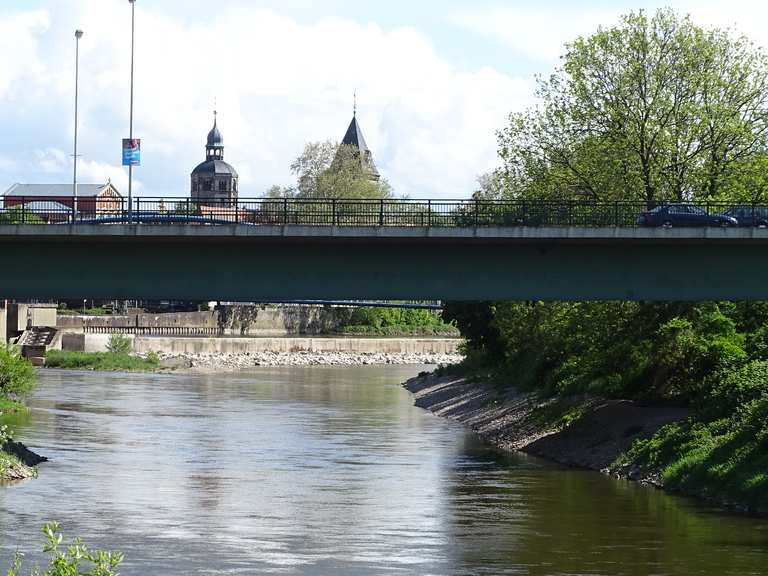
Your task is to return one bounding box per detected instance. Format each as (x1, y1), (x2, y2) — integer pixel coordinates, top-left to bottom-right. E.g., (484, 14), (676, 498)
(404, 372), (688, 480)
(64, 333), (461, 356)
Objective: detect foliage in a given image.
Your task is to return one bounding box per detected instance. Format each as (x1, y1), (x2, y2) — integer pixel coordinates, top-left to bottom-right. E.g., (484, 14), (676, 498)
(0, 208), (45, 225)
(45, 351), (159, 373)
(5, 522), (123, 576)
(496, 8), (768, 204)
(340, 307), (457, 336)
(270, 140), (392, 199)
(0, 345), (36, 400)
(106, 334), (132, 356)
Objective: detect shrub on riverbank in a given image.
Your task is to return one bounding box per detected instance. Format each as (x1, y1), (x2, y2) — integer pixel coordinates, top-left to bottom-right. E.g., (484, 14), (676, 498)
(45, 350), (160, 372)
(339, 307), (458, 337)
(0, 345), (35, 407)
(5, 522), (123, 576)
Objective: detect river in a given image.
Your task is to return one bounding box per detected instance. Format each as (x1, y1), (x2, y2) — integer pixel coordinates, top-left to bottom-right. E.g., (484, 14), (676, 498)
(1, 367), (767, 575)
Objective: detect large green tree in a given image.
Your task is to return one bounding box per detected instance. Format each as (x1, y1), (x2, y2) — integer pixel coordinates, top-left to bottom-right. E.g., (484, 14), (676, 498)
(268, 141), (392, 199)
(496, 9), (768, 205)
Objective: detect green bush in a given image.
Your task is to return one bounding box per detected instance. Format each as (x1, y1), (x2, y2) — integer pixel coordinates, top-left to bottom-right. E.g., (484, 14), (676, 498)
(106, 334), (132, 355)
(5, 522), (123, 576)
(340, 307), (457, 336)
(45, 351), (159, 373)
(0, 345), (36, 400)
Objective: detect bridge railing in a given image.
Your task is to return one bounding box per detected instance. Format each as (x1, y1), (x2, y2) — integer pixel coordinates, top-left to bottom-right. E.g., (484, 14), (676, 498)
(0, 196), (760, 227)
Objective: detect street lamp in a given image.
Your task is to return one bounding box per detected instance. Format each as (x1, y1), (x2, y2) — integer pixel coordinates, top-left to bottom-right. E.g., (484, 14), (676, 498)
(128, 0), (136, 222)
(73, 29), (83, 221)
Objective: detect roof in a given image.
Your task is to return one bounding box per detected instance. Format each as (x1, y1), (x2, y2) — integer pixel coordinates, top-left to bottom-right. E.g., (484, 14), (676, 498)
(207, 119), (223, 148)
(191, 159), (238, 177)
(341, 116), (370, 153)
(2, 183), (113, 198)
(340, 115), (380, 180)
(16, 200), (72, 212)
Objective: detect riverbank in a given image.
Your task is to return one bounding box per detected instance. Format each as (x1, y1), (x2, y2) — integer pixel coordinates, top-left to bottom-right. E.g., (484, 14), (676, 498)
(157, 350), (464, 371)
(404, 373), (696, 489)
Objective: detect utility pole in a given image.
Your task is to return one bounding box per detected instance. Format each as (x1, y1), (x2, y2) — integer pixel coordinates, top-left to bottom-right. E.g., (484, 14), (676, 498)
(128, 0), (136, 222)
(73, 29), (83, 221)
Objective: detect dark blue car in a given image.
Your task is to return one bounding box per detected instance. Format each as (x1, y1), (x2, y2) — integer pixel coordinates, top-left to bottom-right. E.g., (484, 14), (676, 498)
(724, 206), (768, 228)
(637, 204), (737, 228)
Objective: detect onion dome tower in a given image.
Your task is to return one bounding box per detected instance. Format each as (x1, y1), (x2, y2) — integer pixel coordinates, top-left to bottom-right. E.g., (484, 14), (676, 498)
(191, 111), (239, 205)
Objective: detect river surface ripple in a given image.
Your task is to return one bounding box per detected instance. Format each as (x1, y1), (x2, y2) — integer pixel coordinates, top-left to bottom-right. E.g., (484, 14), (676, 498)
(1, 367), (768, 575)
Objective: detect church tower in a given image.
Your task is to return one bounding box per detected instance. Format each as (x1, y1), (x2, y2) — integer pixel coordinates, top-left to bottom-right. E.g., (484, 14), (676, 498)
(191, 111), (239, 205)
(339, 101), (380, 182)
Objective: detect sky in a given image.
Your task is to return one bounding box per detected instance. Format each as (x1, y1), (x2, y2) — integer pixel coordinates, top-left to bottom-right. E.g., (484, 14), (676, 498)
(2, 0), (768, 199)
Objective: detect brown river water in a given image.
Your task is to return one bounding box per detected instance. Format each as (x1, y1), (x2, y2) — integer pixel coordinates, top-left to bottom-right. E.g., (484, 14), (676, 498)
(1, 366), (767, 575)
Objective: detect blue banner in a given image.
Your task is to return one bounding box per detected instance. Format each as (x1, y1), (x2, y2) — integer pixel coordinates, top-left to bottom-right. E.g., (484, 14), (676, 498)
(122, 139), (141, 166)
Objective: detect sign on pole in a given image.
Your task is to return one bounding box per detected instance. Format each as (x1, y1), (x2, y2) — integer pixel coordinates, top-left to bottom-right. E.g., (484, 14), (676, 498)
(122, 138), (141, 166)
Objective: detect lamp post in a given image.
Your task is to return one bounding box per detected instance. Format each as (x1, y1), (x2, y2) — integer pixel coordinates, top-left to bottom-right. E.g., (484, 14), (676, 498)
(128, 0), (136, 222)
(73, 29), (83, 221)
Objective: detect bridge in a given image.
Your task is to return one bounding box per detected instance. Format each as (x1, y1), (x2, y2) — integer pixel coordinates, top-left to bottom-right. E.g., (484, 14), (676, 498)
(3, 217), (768, 301)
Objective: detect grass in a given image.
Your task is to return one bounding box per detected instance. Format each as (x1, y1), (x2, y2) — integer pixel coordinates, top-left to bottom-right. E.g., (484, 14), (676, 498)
(45, 351), (160, 373)
(615, 401), (768, 513)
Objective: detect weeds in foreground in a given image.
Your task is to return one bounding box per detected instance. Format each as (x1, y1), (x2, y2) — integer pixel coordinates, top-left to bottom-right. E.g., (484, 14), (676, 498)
(5, 523), (123, 576)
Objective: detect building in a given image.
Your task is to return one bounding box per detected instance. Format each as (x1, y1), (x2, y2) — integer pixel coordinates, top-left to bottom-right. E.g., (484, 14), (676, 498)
(2, 182), (122, 220)
(339, 110), (380, 182)
(191, 112), (239, 206)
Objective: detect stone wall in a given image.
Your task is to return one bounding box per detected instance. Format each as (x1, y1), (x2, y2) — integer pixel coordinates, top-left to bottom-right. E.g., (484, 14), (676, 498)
(57, 306), (352, 336)
(63, 334), (461, 355)
(134, 336), (461, 355)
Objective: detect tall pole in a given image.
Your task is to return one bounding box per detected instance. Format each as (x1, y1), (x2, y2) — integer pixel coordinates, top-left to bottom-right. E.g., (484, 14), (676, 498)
(73, 29), (83, 221)
(128, 0), (136, 222)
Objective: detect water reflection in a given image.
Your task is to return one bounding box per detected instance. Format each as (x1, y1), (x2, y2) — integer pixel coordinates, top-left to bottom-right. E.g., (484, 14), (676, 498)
(1, 367), (766, 575)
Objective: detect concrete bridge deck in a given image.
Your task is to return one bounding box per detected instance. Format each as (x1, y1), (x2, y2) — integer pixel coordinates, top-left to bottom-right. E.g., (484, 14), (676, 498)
(2, 224), (768, 301)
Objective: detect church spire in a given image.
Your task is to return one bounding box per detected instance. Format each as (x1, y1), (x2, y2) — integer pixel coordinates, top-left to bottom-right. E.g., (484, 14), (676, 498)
(340, 103), (380, 182)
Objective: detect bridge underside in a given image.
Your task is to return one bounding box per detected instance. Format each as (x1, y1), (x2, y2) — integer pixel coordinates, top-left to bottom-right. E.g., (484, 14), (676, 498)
(2, 225), (768, 301)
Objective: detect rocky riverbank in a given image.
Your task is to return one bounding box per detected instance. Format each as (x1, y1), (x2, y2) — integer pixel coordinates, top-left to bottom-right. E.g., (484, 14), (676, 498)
(0, 440), (47, 483)
(404, 372), (688, 483)
(156, 351), (464, 371)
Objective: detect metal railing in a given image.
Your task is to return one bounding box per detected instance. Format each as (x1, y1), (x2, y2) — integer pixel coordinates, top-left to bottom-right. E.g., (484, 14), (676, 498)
(0, 196), (765, 228)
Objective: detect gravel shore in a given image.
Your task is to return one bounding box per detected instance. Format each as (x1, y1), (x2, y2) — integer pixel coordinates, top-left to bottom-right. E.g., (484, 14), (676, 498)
(154, 351), (464, 371)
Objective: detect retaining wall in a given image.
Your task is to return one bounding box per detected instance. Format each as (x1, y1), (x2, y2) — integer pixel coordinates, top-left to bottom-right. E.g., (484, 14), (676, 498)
(64, 334), (461, 355)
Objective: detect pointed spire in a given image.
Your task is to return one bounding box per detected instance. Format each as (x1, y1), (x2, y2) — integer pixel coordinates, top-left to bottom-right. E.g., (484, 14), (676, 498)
(353, 90), (357, 117)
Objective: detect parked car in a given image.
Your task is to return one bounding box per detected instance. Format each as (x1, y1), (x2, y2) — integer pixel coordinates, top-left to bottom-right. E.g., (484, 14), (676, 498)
(636, 204), (737, 228)
(723, 205), (768, 228)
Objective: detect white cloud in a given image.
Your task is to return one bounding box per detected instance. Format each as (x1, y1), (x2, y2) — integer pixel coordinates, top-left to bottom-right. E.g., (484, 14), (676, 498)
(0, 1), (535, 199)
(448, 4), (623, 64)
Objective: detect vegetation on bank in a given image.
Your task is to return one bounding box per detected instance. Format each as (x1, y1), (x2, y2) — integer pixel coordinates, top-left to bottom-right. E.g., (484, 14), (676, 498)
(439, 8), (768, 513)
(4, 523), (123, 576)
(45, 351), (160, 373)
(444, 301), (768, 512)
(338, 307), (459, 337)
(0, 345), (37, 481)
(45, 334), (160, 373)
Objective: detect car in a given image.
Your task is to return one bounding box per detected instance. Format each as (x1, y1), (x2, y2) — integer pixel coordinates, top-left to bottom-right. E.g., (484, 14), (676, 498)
(636, 204), (738, 228)
(723, 205), (768, 228)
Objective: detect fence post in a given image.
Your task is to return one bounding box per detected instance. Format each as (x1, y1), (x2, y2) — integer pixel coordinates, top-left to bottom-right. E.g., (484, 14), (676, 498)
(283, 198), (288, 225)
(474, 199), (479, 226)
(332, 198), (337, 226)
(428, 200), (432, 227)
(614, 201), (618, 227)
(379, 199), (384, 226)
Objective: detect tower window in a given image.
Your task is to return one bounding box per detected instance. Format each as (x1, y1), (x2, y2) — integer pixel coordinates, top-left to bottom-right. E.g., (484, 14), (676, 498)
(218, 179), (228, 192)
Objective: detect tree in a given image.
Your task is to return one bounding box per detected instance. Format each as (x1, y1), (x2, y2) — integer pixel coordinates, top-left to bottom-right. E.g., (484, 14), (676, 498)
(279, 141), (392, 199)
(497, 8), (768, 205)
